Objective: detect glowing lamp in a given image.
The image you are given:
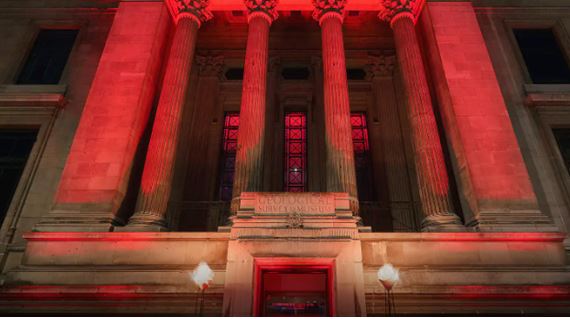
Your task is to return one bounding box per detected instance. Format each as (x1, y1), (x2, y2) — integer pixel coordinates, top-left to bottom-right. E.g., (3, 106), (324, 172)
(191, 261), (214, 291)
(377, 263), (400, 291)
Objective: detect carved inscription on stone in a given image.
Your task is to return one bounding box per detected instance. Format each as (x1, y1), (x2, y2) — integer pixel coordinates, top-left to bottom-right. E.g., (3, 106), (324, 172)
(255, 193), (335, 214)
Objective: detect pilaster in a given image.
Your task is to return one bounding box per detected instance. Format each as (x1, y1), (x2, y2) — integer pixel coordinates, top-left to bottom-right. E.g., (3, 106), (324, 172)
(184, 55), (224, 202)
(367, 53), (418, 231)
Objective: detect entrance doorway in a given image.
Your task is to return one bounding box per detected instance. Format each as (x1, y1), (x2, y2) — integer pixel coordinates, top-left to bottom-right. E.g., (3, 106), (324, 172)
(254, 259), (334, 316)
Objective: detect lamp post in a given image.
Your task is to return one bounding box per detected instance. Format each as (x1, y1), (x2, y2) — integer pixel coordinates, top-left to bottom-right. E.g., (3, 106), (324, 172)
(377, 263), (400, 315)
(190, 261), (215, 316)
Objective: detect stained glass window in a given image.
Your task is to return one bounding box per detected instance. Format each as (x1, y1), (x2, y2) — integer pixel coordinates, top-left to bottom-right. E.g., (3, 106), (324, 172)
(284, 112), (307, 192)
(218, 113), (239, 201)
(351, 112), (375, 201)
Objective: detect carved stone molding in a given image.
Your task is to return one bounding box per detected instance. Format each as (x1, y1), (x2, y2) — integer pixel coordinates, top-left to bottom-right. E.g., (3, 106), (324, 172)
(312, 0), (346, 23)
(196, 55), (224, 77)
(378, 0), (425, 25)
(166, 0), (213, 25)
(244, 0), (279, 23)
(367, 53), (396, 78)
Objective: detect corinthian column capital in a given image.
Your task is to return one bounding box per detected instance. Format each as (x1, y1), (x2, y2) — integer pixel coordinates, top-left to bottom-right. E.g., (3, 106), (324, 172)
(378, 0), (425, 26)
(244, 0), (279, 24)
(196, 55), (224, 77)
(166, 0), (213, 26)
(312, 0), (346, 24)
(367, 53), (396, 78)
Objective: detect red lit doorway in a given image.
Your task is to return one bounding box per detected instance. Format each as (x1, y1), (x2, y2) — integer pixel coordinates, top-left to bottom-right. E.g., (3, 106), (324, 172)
(254, 258), (334, 317)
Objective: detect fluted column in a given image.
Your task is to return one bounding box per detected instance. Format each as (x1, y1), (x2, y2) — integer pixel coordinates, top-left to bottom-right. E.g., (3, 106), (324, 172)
(231, 0), (278, 212)
(127, 0), (212, 229)
(312, 0), (358, 213)
(378, 0), (464, 231)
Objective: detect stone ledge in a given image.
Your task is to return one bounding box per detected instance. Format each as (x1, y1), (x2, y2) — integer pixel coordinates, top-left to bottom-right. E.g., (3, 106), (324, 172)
(0, 85), (66, 107)
(359, 232), (566, 242)
(23, 231), (231, 241)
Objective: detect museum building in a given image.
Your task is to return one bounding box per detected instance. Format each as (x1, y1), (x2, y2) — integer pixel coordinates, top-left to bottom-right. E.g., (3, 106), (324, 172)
(0, 0), (570, 315)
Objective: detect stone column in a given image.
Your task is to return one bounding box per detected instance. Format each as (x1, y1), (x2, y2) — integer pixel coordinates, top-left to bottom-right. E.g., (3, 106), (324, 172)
(378, 0), (464, 231)
(231, 0), (278, 211)
(127, 0), (213, 230)
(312, 0), (358, 212)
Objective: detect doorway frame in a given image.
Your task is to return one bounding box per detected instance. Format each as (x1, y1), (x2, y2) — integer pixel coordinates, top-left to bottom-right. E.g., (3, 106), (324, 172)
(253, 257), (335, 316)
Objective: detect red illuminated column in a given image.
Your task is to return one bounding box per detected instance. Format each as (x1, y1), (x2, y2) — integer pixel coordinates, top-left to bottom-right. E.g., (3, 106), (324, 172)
(378, 0), (464, 231)
(312, 0), (358, 212)
(127, 0), (212, 229)
(231, 0), (278, 211)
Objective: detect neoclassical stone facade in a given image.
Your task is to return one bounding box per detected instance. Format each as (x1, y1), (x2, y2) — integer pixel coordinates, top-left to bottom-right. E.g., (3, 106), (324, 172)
(0, 0), (569, 315)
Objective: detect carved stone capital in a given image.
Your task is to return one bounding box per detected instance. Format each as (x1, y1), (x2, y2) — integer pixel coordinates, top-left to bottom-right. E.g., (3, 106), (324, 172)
(244, 0), (279, 24)
(310, 56), (322, 69)
(367, 53), (396, 78)
(196, 55), (224, 77)
(269, 56), (281, 73)
(312, 0), (346, 24)
(166, 0), (213, 26)
(378, 0), (425, 26)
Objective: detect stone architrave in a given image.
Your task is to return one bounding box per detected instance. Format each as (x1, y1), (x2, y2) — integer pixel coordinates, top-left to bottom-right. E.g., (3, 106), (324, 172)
(378, 0), (464, 231)
(312, 0), (359, 213)
(126, 0), (213, 230)
(231, 0), (279, 212)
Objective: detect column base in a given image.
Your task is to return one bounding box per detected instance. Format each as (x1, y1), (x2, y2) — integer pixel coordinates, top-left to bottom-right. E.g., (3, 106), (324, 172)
(116, 224), (168, 232)
(466, 209), (559, 232)
(124, 211), (168, 231)
(421, 213), (466, 232)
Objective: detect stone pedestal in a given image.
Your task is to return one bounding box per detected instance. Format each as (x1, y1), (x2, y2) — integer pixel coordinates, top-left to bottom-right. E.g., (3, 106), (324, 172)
(223, 192), (366, 316)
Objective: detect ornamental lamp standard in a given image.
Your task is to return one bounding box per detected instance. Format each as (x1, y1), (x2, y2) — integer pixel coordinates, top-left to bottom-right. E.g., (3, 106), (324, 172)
(377, 263), (400, 315)
(191, 261), (215, 316)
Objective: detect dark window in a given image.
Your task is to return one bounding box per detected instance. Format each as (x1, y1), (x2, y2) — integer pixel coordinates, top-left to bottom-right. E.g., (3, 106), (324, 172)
(17, 29), (78, 85)
(513, 29), (570, 84)
(225, 68), (244, 80)
(218, 113), (239, 201)
(347, 68), (366, 80)
(281, 67), (310, 80)
(351, 113), (375, 201)
(553, 128), (570, 176)
(0, 129), (38, 226)
(231, 10), (244, 16)
(284, 112), (307, 192)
